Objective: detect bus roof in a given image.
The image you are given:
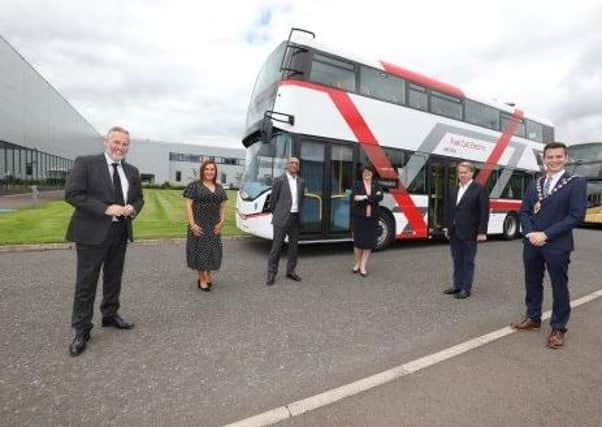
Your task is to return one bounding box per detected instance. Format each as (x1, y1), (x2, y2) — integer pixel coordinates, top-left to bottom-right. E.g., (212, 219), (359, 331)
(289, 35), (554, 128)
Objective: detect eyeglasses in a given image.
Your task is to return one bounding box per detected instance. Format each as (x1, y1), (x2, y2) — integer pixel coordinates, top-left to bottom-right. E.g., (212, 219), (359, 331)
(288, 161), (299, 164)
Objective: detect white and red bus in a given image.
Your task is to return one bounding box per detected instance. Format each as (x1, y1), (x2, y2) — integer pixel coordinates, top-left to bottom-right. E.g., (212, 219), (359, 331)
(237, 28), (553, 249)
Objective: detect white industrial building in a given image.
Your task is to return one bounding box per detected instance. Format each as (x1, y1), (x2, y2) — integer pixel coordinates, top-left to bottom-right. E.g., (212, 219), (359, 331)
(128, 139), (245, 187)
(1, 34), (246, 191)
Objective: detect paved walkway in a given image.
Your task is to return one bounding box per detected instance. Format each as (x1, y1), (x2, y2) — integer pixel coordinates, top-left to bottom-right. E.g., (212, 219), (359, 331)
(1, 230), (601, 426)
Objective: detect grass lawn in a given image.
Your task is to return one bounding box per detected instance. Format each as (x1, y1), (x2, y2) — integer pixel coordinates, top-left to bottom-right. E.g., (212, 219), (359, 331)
(0, 189), (245, 245)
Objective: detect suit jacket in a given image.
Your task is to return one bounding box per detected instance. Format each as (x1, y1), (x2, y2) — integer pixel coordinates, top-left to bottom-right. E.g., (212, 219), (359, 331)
(350, 181), (384, 218)
(65, 154), (144, 245)
(520, 173), (587, 252)
(444, 181), (489, 241)
(270, 173), (305, 228)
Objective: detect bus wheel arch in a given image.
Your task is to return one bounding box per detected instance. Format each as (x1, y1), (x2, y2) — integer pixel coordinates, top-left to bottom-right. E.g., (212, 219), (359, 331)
(502, 212), (520, 240)
(375, 208), (395, 251)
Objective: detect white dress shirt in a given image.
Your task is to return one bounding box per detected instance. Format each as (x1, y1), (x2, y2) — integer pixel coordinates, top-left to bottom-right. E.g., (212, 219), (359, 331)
(286, 172), (299, 213)
(544, 169), (565, 196)
(104, 153), (129, 222)
(456, 179), (473, 205)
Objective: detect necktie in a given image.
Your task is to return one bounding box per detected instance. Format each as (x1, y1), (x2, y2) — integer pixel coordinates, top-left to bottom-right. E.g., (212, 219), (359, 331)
(112, 163), (125, 219)
(543, 177), (551, 197)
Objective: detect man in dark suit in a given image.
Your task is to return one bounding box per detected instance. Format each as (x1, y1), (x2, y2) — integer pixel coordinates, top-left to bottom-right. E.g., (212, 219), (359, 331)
(266, 157), (305, 286)
(511, 142), (586, 349)
(65, 126), (144, 356)
(443, 161), (489, 299)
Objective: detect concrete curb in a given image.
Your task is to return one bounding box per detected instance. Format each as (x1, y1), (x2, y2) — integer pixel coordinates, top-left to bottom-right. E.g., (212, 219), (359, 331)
(0, 234), (255, 253)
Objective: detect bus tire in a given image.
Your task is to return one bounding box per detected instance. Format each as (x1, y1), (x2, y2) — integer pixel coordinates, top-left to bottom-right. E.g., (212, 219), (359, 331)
(502, 212), (519, 240)
(375, 209), (395, 251)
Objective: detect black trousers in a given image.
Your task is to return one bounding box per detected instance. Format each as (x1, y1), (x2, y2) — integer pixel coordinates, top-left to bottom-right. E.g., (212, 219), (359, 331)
(449, 232), (478, 291)
(268, 213), (299, 276)
(71, 222), (128, 334)
(523, 244), (571, 331)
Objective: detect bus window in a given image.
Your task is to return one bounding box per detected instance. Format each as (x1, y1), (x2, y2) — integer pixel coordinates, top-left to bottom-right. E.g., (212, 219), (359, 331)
(526, 120), (544, 142)
(408, 83), (428, 111)
(501, 113), (525, 137)
(465, 99), (499, 130)
(501, 171), (526, 199)
(430, 91), (462, 120)
(240, 133), (292, 200)
(359, 66), (405, 104)
(309, 54), (356, 91)
(542, 126), (554, 144)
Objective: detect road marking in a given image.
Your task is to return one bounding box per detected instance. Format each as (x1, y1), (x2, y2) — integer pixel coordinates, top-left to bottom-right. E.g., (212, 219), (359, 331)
(223, 289), (602, 427)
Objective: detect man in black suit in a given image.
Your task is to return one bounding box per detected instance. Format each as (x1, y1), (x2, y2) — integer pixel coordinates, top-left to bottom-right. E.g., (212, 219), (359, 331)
(443, 161), (489, 299)
(65, 126), (144, 356)
(266, 157), (305, 286)
(511, 142), (586, 349)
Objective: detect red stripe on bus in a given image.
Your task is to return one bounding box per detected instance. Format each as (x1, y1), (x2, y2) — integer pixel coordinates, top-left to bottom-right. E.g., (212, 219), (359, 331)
(475, 109), (524, 186)
(381, 61), (465, 98)
(280, 79), (428, 237)
(489, 199), (522, 210)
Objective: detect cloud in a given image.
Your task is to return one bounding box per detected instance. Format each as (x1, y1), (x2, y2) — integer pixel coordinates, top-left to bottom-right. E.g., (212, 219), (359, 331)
(1, 0), (601, 147)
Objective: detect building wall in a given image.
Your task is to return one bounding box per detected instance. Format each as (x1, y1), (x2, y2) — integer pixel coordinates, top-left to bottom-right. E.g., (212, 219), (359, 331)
(0, 35), (102, 181)
(128, 139), (245, 187)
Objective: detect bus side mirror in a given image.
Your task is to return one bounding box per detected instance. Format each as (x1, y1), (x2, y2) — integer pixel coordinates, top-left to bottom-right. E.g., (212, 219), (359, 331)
(260, 117), (273, 144)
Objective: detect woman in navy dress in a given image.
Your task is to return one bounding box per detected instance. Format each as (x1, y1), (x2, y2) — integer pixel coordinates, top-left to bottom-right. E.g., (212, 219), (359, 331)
(350, 165), (383, 277)
(184, 160), (228, 291)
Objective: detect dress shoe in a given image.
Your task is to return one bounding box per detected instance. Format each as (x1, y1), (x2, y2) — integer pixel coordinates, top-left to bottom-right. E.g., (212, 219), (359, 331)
(102, 314), (134, 329)
(443, 287), (460, 295)
(510, 318), (541, 330)
(359, 271), (368, 277)
(286, 272), (302, 281)
(352, 267), (360, 274)
(69, 332), (90, 357)
(547, 329), (566, 349)
(454, 289), (471, 299)
(266, 274), (275, 286)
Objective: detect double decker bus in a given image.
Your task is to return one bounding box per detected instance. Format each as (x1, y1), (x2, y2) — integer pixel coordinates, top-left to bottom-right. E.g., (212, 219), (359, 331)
(567, 142), (602, 225)
(237, 28), (554, 249)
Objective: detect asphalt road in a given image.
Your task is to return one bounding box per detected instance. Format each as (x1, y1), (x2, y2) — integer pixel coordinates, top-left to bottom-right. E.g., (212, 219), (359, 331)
(1, 229), (601, 426)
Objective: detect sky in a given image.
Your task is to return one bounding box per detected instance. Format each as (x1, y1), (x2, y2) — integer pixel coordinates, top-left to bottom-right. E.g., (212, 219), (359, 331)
(1, 0), (601, 147)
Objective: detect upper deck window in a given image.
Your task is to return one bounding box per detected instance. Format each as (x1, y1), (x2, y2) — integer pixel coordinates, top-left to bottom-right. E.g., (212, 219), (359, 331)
(465, 100), (499, 130)
(430, 90), (462, 120)
(253, 42), (286, 97)
(408, 83), (427, 111)
(501, 113), (525, 138)
(309, 54), (356, 91)
(359, 66), (405, 105)
(542, 125), (554, 143)
(525, 120), (544, 142)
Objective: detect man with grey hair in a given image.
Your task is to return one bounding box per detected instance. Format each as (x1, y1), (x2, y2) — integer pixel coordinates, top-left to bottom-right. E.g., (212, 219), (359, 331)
(65, 126), (144, 356)
(442, 161), (489, 299)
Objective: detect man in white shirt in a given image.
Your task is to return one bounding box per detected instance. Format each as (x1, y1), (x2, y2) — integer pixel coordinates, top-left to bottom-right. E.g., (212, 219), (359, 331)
(442, 161), (490, 299)
(65, 126), (144, 356)
(267, 157), (305, 286)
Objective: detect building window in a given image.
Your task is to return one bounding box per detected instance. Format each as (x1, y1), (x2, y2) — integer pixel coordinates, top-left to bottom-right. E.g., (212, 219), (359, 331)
(175, 171), (181, 182)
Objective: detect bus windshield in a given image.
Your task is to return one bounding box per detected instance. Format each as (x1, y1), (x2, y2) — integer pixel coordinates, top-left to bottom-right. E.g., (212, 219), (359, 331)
(240, 132), (292, 200)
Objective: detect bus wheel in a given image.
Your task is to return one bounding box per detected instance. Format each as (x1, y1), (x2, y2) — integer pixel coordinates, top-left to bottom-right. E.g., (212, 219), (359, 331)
(375, 209), (395, 251)
(502, 213), (519, 240)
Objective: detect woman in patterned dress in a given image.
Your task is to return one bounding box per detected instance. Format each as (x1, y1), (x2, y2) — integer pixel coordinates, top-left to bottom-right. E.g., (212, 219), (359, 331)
(183, 160), (228, 291)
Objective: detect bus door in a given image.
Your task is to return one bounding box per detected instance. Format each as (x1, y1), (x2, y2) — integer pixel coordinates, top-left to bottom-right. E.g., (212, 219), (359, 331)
(297, 139), (354, 238)
(427, 159), (456, 233)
